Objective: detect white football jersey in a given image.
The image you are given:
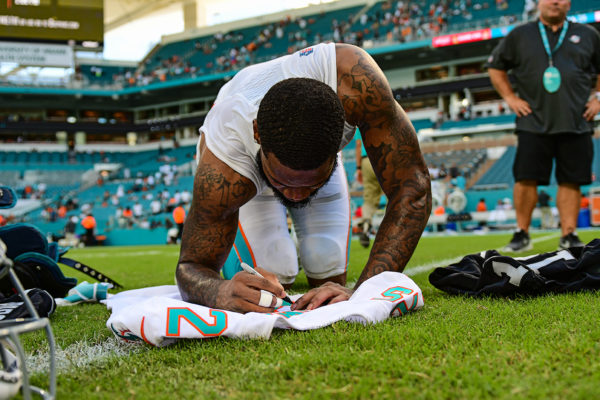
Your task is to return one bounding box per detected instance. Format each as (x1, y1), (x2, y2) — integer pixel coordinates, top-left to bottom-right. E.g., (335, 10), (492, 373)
(105, 272), (424, 347)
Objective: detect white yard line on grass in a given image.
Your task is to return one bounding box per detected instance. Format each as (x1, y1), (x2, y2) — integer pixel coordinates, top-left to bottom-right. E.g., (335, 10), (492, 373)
(404, 256), (464, 276)
(27, 337), (142, 375)
(404, 232), (560, 276)
(78, 249), (180, 258)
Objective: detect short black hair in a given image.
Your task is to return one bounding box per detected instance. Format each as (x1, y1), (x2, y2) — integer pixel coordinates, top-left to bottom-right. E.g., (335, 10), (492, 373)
(257, 77), (345, 170)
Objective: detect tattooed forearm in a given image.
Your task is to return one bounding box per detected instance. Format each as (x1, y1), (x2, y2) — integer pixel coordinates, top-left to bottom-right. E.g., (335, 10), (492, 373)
(355, 169), (431, 287)
(176, 148), (256, 306)
(354, 115), (431, 286)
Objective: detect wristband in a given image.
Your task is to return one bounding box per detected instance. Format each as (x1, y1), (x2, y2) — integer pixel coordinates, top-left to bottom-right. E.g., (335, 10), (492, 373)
(356, 166), (361, 170)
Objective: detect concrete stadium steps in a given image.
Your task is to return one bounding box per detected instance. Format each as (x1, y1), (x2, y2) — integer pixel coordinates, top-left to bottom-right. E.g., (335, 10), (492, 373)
(473, 145), (516, 188)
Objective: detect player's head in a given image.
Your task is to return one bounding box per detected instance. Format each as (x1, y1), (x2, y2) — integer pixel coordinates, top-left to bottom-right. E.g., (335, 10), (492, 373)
(538, 0), (570, 25)
(254, 77), (344, 206)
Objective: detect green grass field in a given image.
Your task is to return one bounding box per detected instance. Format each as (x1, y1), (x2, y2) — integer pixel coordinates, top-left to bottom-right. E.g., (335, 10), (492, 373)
(23, 229), (600, 399)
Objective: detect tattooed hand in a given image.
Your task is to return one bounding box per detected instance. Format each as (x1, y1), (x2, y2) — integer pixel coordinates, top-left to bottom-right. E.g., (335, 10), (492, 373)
(177, 263), (288, 313)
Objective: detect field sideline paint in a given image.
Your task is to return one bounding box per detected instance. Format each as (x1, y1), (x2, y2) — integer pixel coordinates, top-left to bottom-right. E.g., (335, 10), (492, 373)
(76, 249), (179, 258)
(26, 337), (141, 375)
(404, 232), (560, 276)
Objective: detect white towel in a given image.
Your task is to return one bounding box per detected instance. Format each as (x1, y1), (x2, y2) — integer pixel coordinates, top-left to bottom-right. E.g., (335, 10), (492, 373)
(105, 271), (423, 347)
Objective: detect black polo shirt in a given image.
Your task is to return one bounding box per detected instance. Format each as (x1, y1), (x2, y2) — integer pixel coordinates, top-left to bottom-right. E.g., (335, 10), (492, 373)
(486, 20), (600, 134)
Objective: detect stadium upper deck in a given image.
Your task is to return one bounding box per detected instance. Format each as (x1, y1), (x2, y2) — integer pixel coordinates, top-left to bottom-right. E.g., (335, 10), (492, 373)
(1, 0), (596, 92)
(0, 1), (599, 165)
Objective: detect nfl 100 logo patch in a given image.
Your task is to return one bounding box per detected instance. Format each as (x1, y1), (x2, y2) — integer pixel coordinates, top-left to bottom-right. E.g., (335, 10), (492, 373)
(299, 47), (314, 56)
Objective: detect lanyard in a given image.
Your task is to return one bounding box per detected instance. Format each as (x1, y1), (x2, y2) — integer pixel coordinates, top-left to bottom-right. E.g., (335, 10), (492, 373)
(538, 20), (569, 67)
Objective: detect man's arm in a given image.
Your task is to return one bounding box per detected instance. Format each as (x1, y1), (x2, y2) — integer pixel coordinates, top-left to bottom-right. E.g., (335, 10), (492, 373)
(176, 138), (286, 313)
(488, 68), (531, 117)
(335, 44), (431, 287)
(583, 74), (600, 121)
(292, 44), (431, 310)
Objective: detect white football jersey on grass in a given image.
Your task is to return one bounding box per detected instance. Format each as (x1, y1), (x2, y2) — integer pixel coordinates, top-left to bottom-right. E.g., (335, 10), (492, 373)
(105, 272), (424, 347)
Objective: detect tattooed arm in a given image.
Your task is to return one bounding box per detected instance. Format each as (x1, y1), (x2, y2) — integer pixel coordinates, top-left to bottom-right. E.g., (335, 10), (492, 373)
(176, 137), (287, 313)
(292, 44), (431, 311)
(337, 44), (431, 286)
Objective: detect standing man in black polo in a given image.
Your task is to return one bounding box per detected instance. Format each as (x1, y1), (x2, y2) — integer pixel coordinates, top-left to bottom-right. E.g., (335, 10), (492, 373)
(487, 0), (600, 252)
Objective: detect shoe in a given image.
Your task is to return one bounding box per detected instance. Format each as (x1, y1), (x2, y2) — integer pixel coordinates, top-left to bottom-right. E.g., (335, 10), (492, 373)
(358, 231), (370, 248)
(503, 230), (532, 252)
(356, 221), (371, 248)
(559, 233), (584, 250)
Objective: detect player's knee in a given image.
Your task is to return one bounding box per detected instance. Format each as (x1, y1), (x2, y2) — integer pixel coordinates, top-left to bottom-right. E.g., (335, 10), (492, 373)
(260, 236), (298, 285)
(299, 236), (346, 279)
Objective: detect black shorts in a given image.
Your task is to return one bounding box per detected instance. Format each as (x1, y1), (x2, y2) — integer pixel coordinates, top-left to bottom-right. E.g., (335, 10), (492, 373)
(513, 131), (593, 186)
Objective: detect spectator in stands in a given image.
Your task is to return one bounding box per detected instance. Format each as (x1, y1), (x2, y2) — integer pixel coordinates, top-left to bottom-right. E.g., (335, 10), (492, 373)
(122, 206), (133, 228)
(57, 204), (67, 219)
(181, 189), (192, 204)
(37, 182), (47, 197)
(139, 218), (151, 230)
(173, 190), (182, 205)
(487, 0), (600, 251)
(167, 227), (179, 245)
(133, 201), (143, 218)
(476, 198), (487, 212)
(489, 199), (508, 225)
(176, 43), (430, 313)
(166, 197), (177, 213)
(438, 163), (448, 180)
(432, 203), (446, 232)
(23, 185), (33, 199)
(428, 164), (440, 180)
(81, 213), (97, 246)
(150, 199), (162, 215)
(475, 197), (489, 230)
(354, 129), (383, 248)
(538, 189), (554, 229)
(64, 216), (77, 236)
(172, 204), (186, 241)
